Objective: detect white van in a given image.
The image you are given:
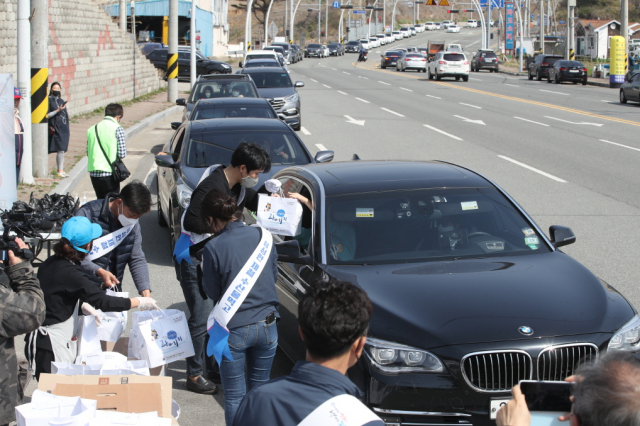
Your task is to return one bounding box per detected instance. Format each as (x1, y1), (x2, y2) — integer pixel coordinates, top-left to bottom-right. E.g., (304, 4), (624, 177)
(240, 50), (279, 67)
(466, 19), (478, 28)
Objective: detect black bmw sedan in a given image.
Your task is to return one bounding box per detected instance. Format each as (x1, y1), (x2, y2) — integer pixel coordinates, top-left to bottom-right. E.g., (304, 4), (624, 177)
(154, 118), (333, 248)
(547, 60), (588, 85)
(267, 160), (640, 426)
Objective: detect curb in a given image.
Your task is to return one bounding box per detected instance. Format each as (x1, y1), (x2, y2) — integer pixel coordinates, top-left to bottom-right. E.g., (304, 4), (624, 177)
(498, 69), (612, 88)
(50, 105), (182, 196)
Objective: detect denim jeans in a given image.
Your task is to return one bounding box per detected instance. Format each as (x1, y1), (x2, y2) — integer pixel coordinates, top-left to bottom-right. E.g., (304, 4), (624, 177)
(221, 320), (278, 426)
(175, 257), (215, 378)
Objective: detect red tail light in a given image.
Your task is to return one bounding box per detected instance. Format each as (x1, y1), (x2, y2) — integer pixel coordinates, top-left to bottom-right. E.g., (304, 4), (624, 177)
(421, 59), (426, 61)
(560, 67), (568, 71)
(463, 61), (469, 65)
(439, 60), (446, 64)
(581, 68), (587, 72)
(541, 62), (549, 66)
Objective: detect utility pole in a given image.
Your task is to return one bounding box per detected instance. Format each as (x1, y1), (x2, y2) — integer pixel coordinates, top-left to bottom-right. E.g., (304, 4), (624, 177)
(245, 0), (254, 50)
(325, 0), (328, 41)
(318, 0), (321, 41)
(621, 0), (628, 73)
(568, 0), (575, 59)
(119, 0), (126, 30)
(167, 0), (178, 102)
(31, 0), (48, 178)
(290, 0), (294, 43)
(540, 0), (544, 53)
(17, 0), (34, 184)
(190, 0), (196, 86)
(487, 0), (492, 49)
(132, 0), (136, 99)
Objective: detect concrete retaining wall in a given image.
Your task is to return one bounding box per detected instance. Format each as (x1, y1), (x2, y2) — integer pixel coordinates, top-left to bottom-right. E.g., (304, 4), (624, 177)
(0, 0), (162, 116)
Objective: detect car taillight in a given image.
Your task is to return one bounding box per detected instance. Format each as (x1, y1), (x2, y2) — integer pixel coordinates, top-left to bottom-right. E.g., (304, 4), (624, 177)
(421, 59), (426, 61)
(463, 61), (469, 65)
(439, 60), (446, 64)
(581, 68), (587, 72)
(541, 63), (549, 66)
(560, 67), (568, 71)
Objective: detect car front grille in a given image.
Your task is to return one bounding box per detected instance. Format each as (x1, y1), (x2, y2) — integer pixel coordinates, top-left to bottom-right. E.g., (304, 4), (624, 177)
(269, 98), (285, 110)
(537, 344), (598, 381)
(462, 351), (532, 392)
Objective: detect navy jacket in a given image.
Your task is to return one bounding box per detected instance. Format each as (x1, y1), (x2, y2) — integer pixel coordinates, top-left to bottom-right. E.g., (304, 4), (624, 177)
(76, 194), (150, 294)
(233, 361), (385, 426)
(201, 221), (279, 329)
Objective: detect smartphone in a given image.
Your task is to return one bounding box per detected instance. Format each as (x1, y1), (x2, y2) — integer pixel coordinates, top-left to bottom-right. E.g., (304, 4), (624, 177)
(61, 100), (68, 106)
(519, 380), (572, 412)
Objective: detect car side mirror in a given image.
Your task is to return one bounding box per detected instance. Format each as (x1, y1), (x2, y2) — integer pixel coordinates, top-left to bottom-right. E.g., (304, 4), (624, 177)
(171, 122), (181, 130)
(276, 240), (311, 264)
(295, 81), (305, 87)
(155, 154), (179, 169)
(176, 98), (186, 106)
(314, 150), (334, 163)
(549, 225), (576, 248)
(239, 61), (243, 68)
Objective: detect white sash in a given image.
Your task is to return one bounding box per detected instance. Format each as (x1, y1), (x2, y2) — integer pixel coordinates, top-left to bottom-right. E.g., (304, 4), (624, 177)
(85, 225), (135, 261)
(207, 227), (273, 328)
(298, 394), (382, 426)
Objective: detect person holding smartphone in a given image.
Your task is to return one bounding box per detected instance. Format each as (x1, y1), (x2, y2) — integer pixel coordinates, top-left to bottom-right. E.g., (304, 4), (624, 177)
(47, 82), (70, 178)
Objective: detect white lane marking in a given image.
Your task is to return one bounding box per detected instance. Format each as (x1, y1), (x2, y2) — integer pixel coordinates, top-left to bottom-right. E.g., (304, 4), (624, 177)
(344, 115), (366, 126)
(459, 102), (482, 109)
(468, 41), (479, 46)
(323, 84), (332, 88)
(359, 76), (369, 79)
(426, 94), (441, 99)
(498, 155), (566, 183)
(514, 116), (549, 126)
(337, 90), (348, 95)
(423, 124), (463, 140)
(505, 83), (519, 87)
(600, 139), (640, 153)
(544, 116), (604, 127)
(469, 77), (483, 81)
(454, 115), (485, 125)
(310, 78), (318, 82)
(540, 89), (569, 96)
(381, 107), (405, 117)
(400, 87), (413, 92)
(316, 144), (328, 151)
(301, 127), (311, 135)
(378, 81), (391, 85)
(343, 71), (351, 75)
(355, 97), (370, 103)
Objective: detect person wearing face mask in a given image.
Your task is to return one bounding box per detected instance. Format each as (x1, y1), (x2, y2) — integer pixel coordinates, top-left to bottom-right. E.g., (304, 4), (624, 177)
(75, 181), (153, 299)
(202, 86), (214, 99)
(24, 216), (157, 381)
(87, 103), (127, 199)
(14, 87), (24, 186)
(172, 142), (271, 395)
(47, 82), (70, 178)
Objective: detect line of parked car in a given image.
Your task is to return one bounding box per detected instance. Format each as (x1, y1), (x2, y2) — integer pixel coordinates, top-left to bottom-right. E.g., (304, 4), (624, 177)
(527, 54), (588, 85)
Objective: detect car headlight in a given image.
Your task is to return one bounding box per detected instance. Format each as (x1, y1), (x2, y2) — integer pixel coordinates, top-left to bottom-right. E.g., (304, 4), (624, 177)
(284, 93), (299, 102)
(221, 63), (231, 68)
(365, 337), (445, 373)
(608, 314), (640, 351)
(176, 181), (193, 209)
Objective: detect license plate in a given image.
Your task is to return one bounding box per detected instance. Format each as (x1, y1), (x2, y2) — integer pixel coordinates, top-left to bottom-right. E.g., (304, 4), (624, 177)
(451, 64), (460, 67)
(490, 399), (511, 419)
(569, 70), (579, 73)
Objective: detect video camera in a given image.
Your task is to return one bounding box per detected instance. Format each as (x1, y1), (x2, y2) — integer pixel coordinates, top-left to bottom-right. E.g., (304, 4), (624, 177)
(0, 226), (34, 262)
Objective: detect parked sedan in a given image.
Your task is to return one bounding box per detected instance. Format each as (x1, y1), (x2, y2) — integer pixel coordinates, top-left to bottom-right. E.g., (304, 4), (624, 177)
(154, 118), (334, 247)
(428, 51), (470, 81)
(528, 54), (563, 81)
(620, 71), (640, 104)
(328, 42), (345, 56)
(345, 40), (363, 53)
(447, 24), (461, 33)
(186, 98), (278, 121)
(145, 48), (231, 80)
(267, 160), (639, 426)
(396, 52), (427, 72)
(305, 43), (324, 58)
(547, 60), (588, 85)
(380, 50), (402, 69)
(471, 49), (500, 72)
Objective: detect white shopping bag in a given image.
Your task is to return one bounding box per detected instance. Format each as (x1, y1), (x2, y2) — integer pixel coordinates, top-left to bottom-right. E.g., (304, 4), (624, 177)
(15, 390), (97, 426)
(137, 311), (195, 368)
(77, 315), (102, 356)
(96, 291), (129, 343)
(53, 361), (149, 377)
(256, 193), (303, 236)
(128, 310), (183, 361)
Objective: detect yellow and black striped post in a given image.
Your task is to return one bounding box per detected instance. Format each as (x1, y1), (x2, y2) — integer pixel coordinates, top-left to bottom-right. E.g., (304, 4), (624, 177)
(31, 68), (48, 123)
(167, 53), (178, 79)
(569, 48), (575, 60)
(247, 41), (251, 52)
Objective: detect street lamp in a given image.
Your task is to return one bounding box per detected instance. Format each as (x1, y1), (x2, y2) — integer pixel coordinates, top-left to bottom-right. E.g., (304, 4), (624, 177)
(415, 0), (423, 25)
(308, 3), (322, 41)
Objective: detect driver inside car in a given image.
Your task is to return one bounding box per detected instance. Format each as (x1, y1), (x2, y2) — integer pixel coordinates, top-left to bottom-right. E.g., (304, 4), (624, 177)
(329, 220), (356, 261)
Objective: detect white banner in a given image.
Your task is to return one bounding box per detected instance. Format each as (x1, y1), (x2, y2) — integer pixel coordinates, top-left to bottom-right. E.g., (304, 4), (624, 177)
(0, 74), (17, 208)
(85, 225), (134, 261)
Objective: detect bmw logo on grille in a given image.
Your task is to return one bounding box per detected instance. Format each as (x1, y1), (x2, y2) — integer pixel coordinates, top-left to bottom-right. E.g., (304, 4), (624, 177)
(519, 326), (534, 336)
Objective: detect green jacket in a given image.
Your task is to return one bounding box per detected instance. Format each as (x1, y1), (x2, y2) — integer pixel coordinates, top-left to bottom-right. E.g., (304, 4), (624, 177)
(87, 116), (122, 173)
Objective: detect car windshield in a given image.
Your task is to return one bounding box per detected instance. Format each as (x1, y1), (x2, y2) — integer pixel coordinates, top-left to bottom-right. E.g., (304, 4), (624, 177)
(185, 129), (310, 168)
(406, 54), (423, 58)
(328, 44), (339, 47)
(325, 188), (551, 265)
(308, 43), (322, 48)
(546, 57), (562, 65)
(245, 60), (280, 68)
(188, 81), (259, 102)
(191, 104), (277, 120)
(571, 61), (585, 67)
(347, 41), (359, 46)
(245, 71), (292, 88)
(385, 51), (401, 56)
(481, 52), (497, 58)
(444, 53), (466, 61)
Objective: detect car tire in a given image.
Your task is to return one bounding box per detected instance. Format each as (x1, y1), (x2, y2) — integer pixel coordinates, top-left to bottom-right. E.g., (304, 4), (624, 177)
(293, 120), (301, 131)
(455, 76), (460, 81)
(157, 179), (168, 228)
(620, 89), (628, 104)
(555, 75), (560, 84)
(402, 67), (406, 72)
(435, 71), (441, 81)
(382, 65), (386, 69)
(528, 69), (533, 80)
(582, 79), (587, 86)
(573, 81), (578, 84)
(462, 75), (469, 82)
(536, 70), (542, 81)
(428, 68), (433, 80)
(547, 75), (552, 83)
(423, 68), (427, 73)
(209, 70), (222, 74)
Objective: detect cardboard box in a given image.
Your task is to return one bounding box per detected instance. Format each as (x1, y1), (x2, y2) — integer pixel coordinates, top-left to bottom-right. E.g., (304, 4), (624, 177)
(52, 383), (162, 415)
(38, 374), (172, 419)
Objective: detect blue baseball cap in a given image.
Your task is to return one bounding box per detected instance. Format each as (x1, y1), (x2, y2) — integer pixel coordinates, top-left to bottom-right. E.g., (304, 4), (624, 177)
(14, 87), (22, 99)
(61, 217), (103, 253)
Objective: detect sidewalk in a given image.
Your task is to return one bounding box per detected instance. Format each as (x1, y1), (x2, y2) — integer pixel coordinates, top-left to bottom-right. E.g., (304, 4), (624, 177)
(18, 87), (187, 201)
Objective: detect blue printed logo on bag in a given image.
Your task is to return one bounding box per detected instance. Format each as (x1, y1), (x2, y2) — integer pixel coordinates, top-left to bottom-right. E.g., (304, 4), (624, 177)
(277, 209), (285, 217)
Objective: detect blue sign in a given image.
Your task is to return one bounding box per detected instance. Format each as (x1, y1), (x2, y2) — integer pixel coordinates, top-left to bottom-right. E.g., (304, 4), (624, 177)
(559, 20), (566, 24)
(480, 0), (504, 7)
(353, 9), (366, 14)
(505, 2), (515, 50)
(332, 1), (341, 8)
(531, 14), (534, 18)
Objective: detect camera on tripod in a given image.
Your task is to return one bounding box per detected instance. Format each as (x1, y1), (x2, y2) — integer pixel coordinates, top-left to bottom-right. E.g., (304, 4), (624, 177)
(0, 226), (34, 262)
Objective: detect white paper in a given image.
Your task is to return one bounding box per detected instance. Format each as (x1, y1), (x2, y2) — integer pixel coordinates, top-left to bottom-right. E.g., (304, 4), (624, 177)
(89, 411), (171, 426)
(96, 291), (129, 342)
(77, 316), (102, 356)
(16, 390), (97, 426)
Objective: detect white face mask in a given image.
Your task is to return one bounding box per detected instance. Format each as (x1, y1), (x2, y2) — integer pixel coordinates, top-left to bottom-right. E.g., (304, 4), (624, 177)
(118, 203), (139, 227)
(241, 175), (259, 188)
(205, 92), (212, 98)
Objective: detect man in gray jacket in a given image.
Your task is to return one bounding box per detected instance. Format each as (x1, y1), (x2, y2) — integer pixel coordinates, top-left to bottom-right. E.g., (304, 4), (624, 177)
(0, 239), (46, 426)
(76, 180), (152, 297)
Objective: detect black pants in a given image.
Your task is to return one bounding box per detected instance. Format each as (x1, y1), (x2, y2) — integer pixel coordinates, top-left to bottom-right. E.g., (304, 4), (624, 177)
(91, 175), (120, 200)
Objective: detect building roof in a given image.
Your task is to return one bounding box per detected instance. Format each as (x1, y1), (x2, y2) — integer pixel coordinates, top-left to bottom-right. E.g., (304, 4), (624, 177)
(579, 19), (616, 31)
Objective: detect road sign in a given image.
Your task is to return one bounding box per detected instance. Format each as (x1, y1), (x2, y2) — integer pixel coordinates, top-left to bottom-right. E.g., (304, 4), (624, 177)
(353, 9), (366, 14)
(268, 21), (278, 38)
(480, 0), (504, 7)
(530, 14), (534, 18)
(439, 0), (450, 6)
(426, 0), (437, 5)
(559, 20), (566, 24)
(332, 1), (340, 8)
(505, 2), (514, 50)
